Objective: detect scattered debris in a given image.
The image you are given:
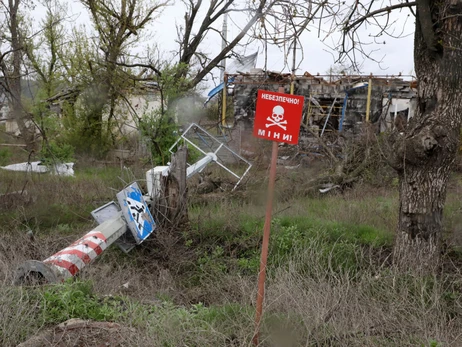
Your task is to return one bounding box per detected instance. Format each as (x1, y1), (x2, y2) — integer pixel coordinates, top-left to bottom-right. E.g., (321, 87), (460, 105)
(14, 124), (252, 285)
(319, 184), (341, 194)
(0, 161), (75, 176)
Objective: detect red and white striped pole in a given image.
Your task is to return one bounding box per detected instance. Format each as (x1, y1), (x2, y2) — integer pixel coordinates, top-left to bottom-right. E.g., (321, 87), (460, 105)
(15, 214), (127, 284)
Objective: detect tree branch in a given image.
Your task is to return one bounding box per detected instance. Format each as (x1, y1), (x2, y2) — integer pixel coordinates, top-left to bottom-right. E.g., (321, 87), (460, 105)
(110, 60), (162, 76)
(191, 0), (270, 86)
(344, 1), (417, 32)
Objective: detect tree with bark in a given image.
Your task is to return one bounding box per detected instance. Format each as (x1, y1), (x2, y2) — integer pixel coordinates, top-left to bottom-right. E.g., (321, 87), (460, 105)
(78, 0), (168, 148)
(251, 0), (459, 272)
(0, 0), (37, 149)
(23, 0), (68, 143)
(391, 0), (460, 272)
(326, 0), (460, 272)
(173, 0), (276, 87)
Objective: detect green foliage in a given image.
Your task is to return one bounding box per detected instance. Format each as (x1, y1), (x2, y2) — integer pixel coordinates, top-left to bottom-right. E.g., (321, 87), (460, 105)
(137, 62), (197, 165)
(76, 165), (127, 188)
(197, 245), (228, 276)
(192, 302), (250, 322)
(140, 301), (255, 346)
(1, 173), (462, 346)
(40, 141), (75, 166)
(188, 206), (392, 278)
(188, 199), (395, 280)
(26, 200), (91, 231)
(62, 94), (113, 156)
(139, 110), (178, 165)
(237, 250), (260, 273)
(157, 62), (191, 100)
(275, 215), (393, 247)
(41, 280), (124, 323)
(0, 148), (12, 166)
(268, 218), (362, 274)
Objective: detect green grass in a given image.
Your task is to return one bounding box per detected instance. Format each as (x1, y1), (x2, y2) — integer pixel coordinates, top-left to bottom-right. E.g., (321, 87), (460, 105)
(40, 280), (125, 323)
(0, 165), (134, 232)
(1, 279), (256, 346)
(187, 197), (394, 279)
(2, 165), (462, 346)
(275, 216), (393, 246)
(0, 148), (12, 166)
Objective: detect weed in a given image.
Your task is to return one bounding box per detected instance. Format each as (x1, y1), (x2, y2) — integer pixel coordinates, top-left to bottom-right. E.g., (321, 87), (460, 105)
(40, 280), (124, 323)
(0, 148), (12, 166)
(40, 141), (75, 166)
(197, 245), (228, 275)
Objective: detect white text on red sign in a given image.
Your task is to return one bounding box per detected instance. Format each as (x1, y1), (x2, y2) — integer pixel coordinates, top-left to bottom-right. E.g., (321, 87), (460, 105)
(257, 129), (293, 142)
(260, 93), (301, 105)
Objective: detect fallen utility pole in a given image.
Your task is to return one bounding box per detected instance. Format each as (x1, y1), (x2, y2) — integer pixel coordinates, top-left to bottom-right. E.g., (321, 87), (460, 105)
(16, 213), (128, 283)
(15, 124), (251, 285)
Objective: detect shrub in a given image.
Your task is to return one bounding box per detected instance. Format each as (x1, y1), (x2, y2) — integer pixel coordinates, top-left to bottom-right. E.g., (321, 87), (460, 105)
(0, 148), (12, 166)
(40, 280), (124, 323)
(40, 141), (75, 166)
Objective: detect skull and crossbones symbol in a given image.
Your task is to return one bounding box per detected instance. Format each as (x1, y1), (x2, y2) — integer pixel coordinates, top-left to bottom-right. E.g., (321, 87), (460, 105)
(266, 105), (287, 130)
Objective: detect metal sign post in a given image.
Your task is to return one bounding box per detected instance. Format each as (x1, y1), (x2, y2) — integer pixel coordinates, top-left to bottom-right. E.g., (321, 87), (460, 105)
(252, 86), (304, 346)
(14, 126), (253, 286)
(252, 138), (278, 346)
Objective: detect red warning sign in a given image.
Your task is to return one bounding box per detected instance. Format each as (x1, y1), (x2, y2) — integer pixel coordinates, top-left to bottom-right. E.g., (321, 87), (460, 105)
(253, 90), (304, 145)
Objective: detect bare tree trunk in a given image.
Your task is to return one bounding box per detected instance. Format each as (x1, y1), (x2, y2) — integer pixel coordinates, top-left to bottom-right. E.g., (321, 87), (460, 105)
(8, 0), (35, 150)
(393, 159), (454, 271)
(392, 0), (462, 272)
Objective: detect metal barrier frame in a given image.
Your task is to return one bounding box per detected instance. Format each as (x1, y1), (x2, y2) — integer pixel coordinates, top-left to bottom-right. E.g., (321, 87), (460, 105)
(169, 123), (252, 190)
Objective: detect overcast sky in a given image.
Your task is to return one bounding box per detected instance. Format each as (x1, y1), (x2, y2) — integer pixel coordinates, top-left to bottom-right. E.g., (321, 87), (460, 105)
(153, 1), (416, 79)
(44, 0), (416, 88)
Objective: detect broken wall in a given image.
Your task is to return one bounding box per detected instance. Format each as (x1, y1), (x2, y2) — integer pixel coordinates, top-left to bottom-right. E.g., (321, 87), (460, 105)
(232, 73), (416, 134)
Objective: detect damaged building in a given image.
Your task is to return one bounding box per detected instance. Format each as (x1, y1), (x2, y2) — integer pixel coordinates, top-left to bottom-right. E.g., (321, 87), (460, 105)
(229, 70), (417, 139)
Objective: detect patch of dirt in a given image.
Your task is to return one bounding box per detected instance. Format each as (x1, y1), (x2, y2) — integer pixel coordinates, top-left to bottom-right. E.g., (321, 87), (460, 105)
(17, 319), (137, 347)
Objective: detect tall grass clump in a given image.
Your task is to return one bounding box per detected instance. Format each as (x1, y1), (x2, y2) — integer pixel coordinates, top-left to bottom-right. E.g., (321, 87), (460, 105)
(0, 163), (139, 232)
(1, 156), (461, 346)
(0, 287), (43, 346)
(262, 245), (462, 346)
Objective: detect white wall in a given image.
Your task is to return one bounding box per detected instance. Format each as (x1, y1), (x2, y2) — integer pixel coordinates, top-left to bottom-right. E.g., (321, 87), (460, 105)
(381, 97), (416, 131)
(109, 91), (163, 137)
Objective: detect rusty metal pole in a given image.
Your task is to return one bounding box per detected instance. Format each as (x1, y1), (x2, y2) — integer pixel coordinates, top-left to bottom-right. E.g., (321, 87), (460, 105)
(252, 86), (284, 346)
(221, 74), (228, 127)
